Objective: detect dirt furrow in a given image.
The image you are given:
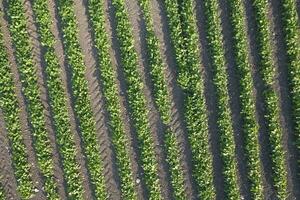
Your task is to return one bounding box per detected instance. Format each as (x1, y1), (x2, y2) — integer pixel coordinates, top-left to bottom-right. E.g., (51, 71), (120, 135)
(217, 0), (253, 198)
(124, 0), (175, 198)
(47, 0), (100, 198)
(149, 0), (198, 198)
(269, 0), (300, 198)
(0, 109), (19, 200)
(104, 0), (146, 198)
(0, 4), (46, 198)
(73, 0), (121, 198)
(243, 0), (280, 198)
(194, 1), (226, 199)
(23, 1), (68, 198)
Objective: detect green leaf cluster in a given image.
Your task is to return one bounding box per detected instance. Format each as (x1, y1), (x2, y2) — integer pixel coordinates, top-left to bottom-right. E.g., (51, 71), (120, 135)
(6, 1), (59, 199)
(111, 0), (162, 199)
(31, 0), (85, 198)
(56, 0), (107, 199)
(138, 0), (186, 199)
(252, 0), (288, 198)
(226, 0), (263, 198)
(87, 0), (137, 199)
(163, 0), (216, 199)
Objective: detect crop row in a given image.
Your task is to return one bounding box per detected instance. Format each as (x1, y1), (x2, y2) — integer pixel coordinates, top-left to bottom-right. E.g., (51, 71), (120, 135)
(137, 0), (186, 199)
(0, 181), (5, 200)
(251, 0), (288, 198)
(0, 21), (34, 199)
(201, 0), (240, 198)
(6, 1), (59, 199)
(226, 0), (263, 198)
(56, 0), (107, 198)
(280, 0), (300, 152)
(87, 0), (137, 199)
(31, 0), (85, 198)
(163, 0), (216, 199)
(111, 0), (162, 199)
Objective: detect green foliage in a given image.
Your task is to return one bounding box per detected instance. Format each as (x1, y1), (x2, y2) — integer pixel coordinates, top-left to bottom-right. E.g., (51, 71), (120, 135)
(0, 183), (5, 200)
(111, 0), (162, 199)
(163, 0), (215, 199)
(31, 0), (84, 198)
(196, 0), (240, 198)
(226, 0), (263, 198)
(138, 0), (186, 199)
(5, 1), (59, 199)
(0, 21), (34, 199)
(87, 0), (137, 199)
(56, 0), (107, 198)
(280, 0), (300, 155)
(252, 0), (288, 198)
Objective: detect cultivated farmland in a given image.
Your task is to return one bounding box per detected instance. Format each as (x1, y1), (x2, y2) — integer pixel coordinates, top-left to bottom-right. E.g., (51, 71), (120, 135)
(0, 0), (299, 199)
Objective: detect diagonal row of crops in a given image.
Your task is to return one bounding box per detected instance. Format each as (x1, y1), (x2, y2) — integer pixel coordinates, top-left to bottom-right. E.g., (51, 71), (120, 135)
(163, 0), (216, 199)
(0, 18), (34, 199)
(86, 0), (137, 199)
(55, 0), (108, 199)
(225, 0), (263, 199)
(0, 0), (299, 199)
(5, 0), (59, 198)
(280, 0), (300, 155)
(137, 0), (187, 199)
(251, 0), (288, 198)
(31, 0), (85, 198)
(110, 0), (162, 199)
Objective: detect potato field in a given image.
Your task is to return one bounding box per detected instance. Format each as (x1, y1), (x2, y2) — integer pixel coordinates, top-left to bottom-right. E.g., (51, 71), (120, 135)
(0, 0), (299, 199)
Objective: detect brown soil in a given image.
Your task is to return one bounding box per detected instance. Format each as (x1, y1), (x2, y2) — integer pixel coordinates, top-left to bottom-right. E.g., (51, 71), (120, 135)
(269, 0), (300, 198)
(150, 0), (198, 198)
(0, 3), (47, 198)
(47, 0), (95, 198)
(0, 110), (20, 200)
(24, 1), (68, 198)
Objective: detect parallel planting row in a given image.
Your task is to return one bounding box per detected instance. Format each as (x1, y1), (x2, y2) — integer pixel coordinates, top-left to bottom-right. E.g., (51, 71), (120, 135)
(163, 0), (216, 199)
(31, 0), (85, 198)
(0, 0), (299, 199)
(0, 19), (34, 199)
(111, 0), (162, 199)
(6, 1), (59, 198)
(251, 0), (288, 198)
(56, 0), (107, 198)
(137, 0), (186, 199)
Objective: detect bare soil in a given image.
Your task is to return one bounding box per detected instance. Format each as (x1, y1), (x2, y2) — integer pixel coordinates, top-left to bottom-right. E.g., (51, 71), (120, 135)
(0, 0), (299, 199)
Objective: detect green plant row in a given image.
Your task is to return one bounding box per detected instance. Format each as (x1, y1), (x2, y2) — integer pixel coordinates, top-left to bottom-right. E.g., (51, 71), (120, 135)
(87, 0), (137, 199)
(31, 0), (85, 199)
(226, 0), (263, 199)
(251, 0), (288, 198)
(280, 0), (300, 153)
(137, 0), (186, 199)
(163, 0), (215, 199)
(56, 0), (108, 199)
(0, 182), (5, 200)
(0, 21), (34, 199)
(200, 0), (240, 198)
(111, 0), (162, 199)
(6, 1), (59, 199)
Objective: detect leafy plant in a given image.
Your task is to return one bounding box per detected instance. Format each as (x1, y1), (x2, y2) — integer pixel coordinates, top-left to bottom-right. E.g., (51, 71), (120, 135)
(226, 0), (263, 198)
(87, 0), (137, 199)
(0, 20), (34, 200)
(138, 0), (186, 199)
(6, 1), (59, 199)
(31, 0), (85, 198)
(55, 0), (108, 198)
(251, 0), (288, 198)
(163, 0), (216, 199)
(111, 0), (162, 199)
